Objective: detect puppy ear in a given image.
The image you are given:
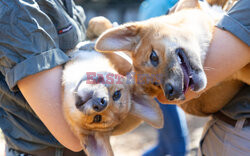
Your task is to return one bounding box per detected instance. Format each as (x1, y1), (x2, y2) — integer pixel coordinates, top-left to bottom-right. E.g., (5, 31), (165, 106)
(112, 114), (142, 136)
(130, 92), (163, 129)
(95, 23), (141, 53)
(102, 52), (132, 76)
(172, 0), (200, 12)
(81, 132), (113, 156)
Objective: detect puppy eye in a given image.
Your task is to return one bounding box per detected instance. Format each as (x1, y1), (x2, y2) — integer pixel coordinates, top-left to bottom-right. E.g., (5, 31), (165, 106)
(150, 50), (159, 67)
(93, 115), (102, 123)
(112, 90), (121, 101)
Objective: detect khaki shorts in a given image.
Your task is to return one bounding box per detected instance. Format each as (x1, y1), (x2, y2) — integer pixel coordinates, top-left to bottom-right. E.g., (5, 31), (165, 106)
(199, 117), (250, 156)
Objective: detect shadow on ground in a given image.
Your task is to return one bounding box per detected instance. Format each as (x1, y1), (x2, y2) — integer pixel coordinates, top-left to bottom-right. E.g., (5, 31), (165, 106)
(111, 114), (209, 156)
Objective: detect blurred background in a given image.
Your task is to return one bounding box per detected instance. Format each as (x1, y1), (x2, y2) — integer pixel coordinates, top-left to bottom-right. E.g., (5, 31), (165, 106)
(75, 0), (143, 25)
(0, 0), (209, 156)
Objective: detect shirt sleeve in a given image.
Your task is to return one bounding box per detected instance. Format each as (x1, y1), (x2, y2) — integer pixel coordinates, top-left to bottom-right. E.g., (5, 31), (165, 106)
(0, 0), (69, 91)
(216, 0), (250, 46)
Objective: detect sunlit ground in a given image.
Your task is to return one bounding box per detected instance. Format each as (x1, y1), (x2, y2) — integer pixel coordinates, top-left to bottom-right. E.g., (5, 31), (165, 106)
(111, 114), (208, 156)
(0, 129), (5, 154)
(0, 115), (208, 156)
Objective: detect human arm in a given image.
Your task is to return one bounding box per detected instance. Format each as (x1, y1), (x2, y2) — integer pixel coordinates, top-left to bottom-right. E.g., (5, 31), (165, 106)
(0, 0), (85, 151)
(17, 66), (82, 151)
(157, 27), (250, 104)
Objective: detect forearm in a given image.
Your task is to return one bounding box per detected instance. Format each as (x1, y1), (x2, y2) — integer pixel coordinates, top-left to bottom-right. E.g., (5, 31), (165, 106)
(17, 66), (82, 152)
(158, 27), (250, 104)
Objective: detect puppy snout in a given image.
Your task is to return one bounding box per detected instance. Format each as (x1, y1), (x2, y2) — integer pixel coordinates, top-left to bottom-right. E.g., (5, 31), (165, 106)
(164, 83), (182, 101)
(92, 97), (107, 112)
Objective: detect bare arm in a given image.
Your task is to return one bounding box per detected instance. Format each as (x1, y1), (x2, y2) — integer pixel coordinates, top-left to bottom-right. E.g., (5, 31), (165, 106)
(17, 66), (82, 152)
(157, 27), (250, 104)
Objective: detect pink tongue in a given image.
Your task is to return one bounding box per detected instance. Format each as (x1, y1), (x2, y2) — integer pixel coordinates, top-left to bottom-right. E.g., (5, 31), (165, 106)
(181, 65), (190, 93)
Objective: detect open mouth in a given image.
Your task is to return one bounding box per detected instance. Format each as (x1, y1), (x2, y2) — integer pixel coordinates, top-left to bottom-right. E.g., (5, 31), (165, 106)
(176, 48), (194, 93)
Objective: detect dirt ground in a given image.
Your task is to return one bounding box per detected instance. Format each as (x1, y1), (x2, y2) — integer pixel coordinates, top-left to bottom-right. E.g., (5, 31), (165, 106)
(111, 114), (209, 156)
(0, 129), (4, 154)
(0, 114), (208, 156)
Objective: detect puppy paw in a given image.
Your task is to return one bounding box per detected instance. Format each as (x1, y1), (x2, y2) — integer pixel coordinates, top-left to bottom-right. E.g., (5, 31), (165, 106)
(86, 16), (113, 40)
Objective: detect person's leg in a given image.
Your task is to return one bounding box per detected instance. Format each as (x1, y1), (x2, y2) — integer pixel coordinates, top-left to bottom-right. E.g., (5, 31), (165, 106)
(200, 117), (250, 156)
(143, 102), (189, 156)
(160, 104), (189, 156)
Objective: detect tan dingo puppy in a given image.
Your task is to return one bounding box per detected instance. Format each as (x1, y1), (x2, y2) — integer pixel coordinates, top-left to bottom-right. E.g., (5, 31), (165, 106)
(95, 0), (249, 116)
(62, 41), (163, 156)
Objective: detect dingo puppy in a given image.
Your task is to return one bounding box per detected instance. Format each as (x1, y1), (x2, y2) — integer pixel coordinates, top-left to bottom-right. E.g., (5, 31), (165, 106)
(62, 41), (163, 156)
(95, 0), (249, 116)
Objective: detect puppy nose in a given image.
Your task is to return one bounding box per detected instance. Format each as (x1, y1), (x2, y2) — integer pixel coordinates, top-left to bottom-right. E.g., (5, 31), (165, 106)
(93, 97), (107, 112)
(164, 83), (180, 101)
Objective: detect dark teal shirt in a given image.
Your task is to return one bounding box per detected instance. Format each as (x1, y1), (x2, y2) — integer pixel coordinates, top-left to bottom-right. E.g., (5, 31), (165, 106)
(0, 0), (85, 153)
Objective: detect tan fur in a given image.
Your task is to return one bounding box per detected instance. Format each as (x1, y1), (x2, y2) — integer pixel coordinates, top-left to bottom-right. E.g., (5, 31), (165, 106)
(96, 8), (214, 99)
(207, 0), (238, 10)
(171, 0), (249, 115)
(62, 48), (163, 156)
(86, 16), (113, 40)
(207, 0), (229, 7)
(102, 53), (132, 76)
(179, 80), (244, 116)
(95, 0), (249, 116)
(86, 16), (132, 76)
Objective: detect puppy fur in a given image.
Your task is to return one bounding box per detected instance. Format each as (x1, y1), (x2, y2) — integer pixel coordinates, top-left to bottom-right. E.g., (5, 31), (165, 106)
(86, 16), (113, 40)
(95, 0), (249, 116)
(62, 42), (163, 156)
